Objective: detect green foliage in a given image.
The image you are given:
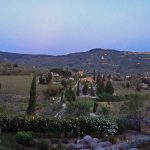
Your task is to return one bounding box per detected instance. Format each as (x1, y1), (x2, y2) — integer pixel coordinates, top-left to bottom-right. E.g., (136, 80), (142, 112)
(120, 97), (144, 119)
(43, 83), (63, 99)
(61, 80), (68, 88)
(65, 87), (76, 103)
(76, 81), (80, 96)
(96, 73), (105, 95)
(16, 131), (33, 147)
(0, 115), (118, 136)
(0, 133), (16, 150)
(66, 101), (91, 117)
(90, 84), (95, 96)
(37, 140), (49, 150)
(51, 68), (72, 78)
(100, 105), (110, 117)
(97, 93), (119, 102)
(82, 82), (89, 95)
(27, 74), (37, 115)
(97, 93), (147, 102)
(93, 102), (98, 113)
(105, 81), (114, 95)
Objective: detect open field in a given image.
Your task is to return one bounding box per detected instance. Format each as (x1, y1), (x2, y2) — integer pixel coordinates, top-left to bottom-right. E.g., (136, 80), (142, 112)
(0, 75), (150, 118)
(0, 75), (47, 96)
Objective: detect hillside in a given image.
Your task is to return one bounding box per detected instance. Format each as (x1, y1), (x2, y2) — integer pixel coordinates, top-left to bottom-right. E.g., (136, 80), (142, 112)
(0, 48), (150, 74)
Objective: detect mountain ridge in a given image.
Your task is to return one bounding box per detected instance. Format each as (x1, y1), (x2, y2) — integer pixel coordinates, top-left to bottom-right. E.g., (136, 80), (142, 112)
(0, 48), (150, 74)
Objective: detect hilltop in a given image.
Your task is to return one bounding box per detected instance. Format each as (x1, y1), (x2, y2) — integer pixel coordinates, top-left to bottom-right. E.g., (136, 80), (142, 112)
(0, 48), (150, 74)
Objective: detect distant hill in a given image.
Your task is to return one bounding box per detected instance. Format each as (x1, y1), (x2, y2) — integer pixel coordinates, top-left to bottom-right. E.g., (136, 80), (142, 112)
(0, 48), (150, 74)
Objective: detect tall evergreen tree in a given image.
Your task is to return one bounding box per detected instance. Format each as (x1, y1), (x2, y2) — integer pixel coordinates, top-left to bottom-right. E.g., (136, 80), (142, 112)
(82, 82), (89, 95)
(93, 70), (96, 81)
(90, 84), (95, 96)
(76, 81), (80, 96)
(27, 74), (37, 115)
(93, 102), (98, 113)
(105, 81), (114, 95)
(96, 73), (105, 95)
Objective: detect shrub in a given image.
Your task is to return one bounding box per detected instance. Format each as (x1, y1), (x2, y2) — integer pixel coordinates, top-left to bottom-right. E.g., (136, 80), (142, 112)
(105, 81), (114, 95)
(43, 83), (63, 99)
(0, 116), (118, 136)
(101, 105), (110, 117)
(97, 93), (147, 102)
(37, 140), (49, 150)
(64, 87), (76, 103)
(120, 97), (144, 119)
(65, 101), (91, 117)
(16, 131), (33, 147)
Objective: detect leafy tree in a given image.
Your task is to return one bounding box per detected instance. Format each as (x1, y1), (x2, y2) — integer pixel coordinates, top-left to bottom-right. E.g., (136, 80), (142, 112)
(46, 72), (52, 84)
(105, 81), (114, 95)
(43, 83), (63, 99)
(51, 68), (72, 78)
(76, 81), (80, 96)
(27, 74), (37, 115)
(90, 84), (95, 96)
(65, 87), (76, 103)
(82, 83), (89, 95)
(96, 73), (105, 95)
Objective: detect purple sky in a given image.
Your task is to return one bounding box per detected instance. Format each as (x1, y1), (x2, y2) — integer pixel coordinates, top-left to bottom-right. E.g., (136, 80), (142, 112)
(0, 0), (150, 55)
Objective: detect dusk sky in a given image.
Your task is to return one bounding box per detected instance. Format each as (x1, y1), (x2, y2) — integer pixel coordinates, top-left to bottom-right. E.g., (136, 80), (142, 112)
(0, 0), (150, 55)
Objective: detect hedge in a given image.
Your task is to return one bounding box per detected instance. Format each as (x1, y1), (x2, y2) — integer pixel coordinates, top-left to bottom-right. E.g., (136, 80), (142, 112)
(96, 93), (148, 102)
(0, 115), (118, 136)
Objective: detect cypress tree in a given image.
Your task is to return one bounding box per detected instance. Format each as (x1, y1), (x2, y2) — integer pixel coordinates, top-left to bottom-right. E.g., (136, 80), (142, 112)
(105, 81), (114, 95)
(76, 81), (80, 96)
(82, 83), (89, 95)
(96, 73), (105, 95)
(27, 74), (37, 115)
(93, 70), (96, 81)
(90, 84), (95, 96)
(93, 102), (98, 113)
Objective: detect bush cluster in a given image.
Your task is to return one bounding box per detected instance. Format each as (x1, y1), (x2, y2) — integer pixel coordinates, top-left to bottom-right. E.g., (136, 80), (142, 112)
(16, 131), (33, 147)
(96, 93), (147, 102)
(0, 116), (118, 136)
